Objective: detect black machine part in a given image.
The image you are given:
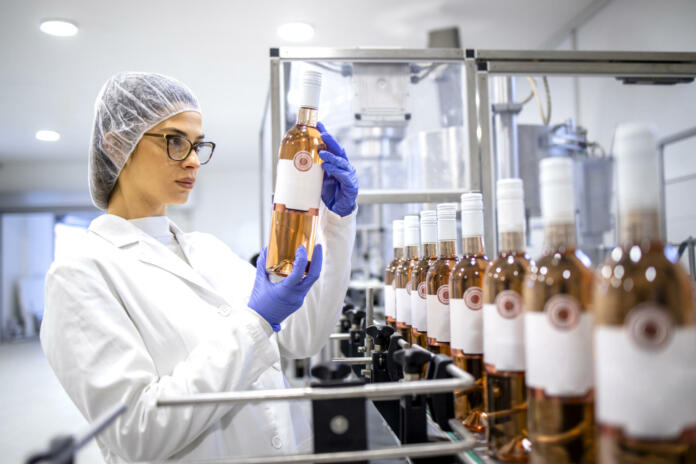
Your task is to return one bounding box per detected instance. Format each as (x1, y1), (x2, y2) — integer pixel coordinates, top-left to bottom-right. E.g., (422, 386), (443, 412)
(365, 324), (394, 352)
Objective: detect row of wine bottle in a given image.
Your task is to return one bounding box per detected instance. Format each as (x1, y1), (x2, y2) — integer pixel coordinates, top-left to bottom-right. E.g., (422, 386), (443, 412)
(383, 123), (696, 463)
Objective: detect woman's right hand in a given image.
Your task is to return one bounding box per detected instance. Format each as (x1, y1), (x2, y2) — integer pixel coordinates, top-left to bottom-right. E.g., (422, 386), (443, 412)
(248, 245), (323, 331)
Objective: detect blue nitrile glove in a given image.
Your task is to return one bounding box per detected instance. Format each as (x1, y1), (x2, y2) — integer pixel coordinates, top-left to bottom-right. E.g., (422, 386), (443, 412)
(248, 245), (323, 332)
(317, 121), (359, 217)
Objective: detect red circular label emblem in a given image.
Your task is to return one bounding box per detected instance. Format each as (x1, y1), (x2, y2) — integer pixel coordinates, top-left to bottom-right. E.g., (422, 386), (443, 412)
(406, 280), (413, 296)
(544, 294), (580, 330)
(417, 282), (426, 299)
(626, 304), (673, 351)
(437, 285), (449, 305)
(464, 287), (483, 311)
(293, 151), (313, 172)
(495, 290), (522, 319)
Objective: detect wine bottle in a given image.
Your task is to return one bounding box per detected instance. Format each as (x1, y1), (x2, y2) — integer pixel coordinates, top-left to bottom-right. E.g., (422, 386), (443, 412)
(483, 178), (531, 462)
(594, 123), (696, 463)
(267, 71), (326, 280)
(385, 219), (405, 330)
(411, 210), (438, 349)
(426, 203), (458, 356)
(450, 192), (489, 433)
(523, 157), (595, 463)
(395, 215), (420, 343)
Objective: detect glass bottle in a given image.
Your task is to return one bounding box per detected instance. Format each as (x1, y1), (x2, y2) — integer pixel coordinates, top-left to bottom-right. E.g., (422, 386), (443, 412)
(522, 158), (595, 463)
(426, 203), (459, 357)
(593, 123), (696, 463)
(450, 192), (489, 433)
(411, 210), (438, 349)
(267, 71), (325, 280)
(384, 219), (404, 330)
(483, 178), (531, 462)
(395, 215), (420, 343)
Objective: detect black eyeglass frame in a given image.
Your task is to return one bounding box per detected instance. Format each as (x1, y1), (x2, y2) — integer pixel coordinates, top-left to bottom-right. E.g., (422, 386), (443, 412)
(142, 133), (215, 165)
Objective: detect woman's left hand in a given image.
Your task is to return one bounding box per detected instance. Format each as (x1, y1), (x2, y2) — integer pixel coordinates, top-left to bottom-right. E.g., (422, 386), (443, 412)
(317, 122), (358, 217)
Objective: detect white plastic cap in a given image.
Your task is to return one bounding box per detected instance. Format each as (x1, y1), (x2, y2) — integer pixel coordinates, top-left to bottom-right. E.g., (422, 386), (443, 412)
(420, 210), (437, 244)
(461, 192), (484, 238)
(404, 215), (420, 247)
(497, 178), (525, 233)
(437, 203), (457, 241)
(540, 157), (576, 225)
(299, 70), (322, 109)
(392, 219), (404, 249)
(614, 122), (659, 211)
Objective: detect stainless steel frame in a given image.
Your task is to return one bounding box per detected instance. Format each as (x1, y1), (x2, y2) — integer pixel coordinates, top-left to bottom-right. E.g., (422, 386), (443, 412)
(262, 47), (483, 249)
(262, 48), (696, 262)
(472, 49), (696, 255)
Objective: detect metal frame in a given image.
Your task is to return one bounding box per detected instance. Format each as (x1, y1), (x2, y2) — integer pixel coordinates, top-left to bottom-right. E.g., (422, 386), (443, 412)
(263, 48), (696, 259)
(472, 49), (696, 255)
(262, 47), (483, 250)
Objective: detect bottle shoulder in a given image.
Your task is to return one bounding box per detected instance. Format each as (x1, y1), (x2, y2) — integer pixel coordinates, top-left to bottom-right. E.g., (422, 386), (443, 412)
(594, 245), (694, 325)
(486, 253), (531, 277)
(523, 249), (594, 311)
(279, 125), (325, 159)
(451, 255), (488, 280)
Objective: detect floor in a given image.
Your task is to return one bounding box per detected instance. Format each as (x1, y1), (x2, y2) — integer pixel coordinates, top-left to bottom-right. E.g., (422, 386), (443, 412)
(0, 339), (103, 463)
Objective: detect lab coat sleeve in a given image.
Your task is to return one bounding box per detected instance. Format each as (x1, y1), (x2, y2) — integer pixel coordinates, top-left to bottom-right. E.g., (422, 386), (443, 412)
(277, 203), (356, 359)
(40, 256), (279, 462)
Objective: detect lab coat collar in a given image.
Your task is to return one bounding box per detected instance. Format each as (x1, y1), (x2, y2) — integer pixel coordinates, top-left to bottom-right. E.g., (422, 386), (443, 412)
(88, 214), (219, 296)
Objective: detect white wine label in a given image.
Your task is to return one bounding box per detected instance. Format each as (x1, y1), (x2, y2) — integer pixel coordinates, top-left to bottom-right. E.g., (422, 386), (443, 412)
(483, 290), (525, 371)
(595, 305), (696, 439)
(525, 294), (593, 396)
(411, 282), (427, 331)
(384, 284), (395, 318)
(450, 286), (483, 353)
(427, 288), (450, 342)
(273, 157), (323, 211)
(396, 288), (411, 325)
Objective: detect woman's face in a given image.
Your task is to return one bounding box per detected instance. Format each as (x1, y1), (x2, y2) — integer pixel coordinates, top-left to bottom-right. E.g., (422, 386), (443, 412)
(117, 111), (203, 209)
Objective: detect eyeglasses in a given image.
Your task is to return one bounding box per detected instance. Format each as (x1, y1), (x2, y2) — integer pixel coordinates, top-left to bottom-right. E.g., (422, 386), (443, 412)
(142, 133), (215, 165)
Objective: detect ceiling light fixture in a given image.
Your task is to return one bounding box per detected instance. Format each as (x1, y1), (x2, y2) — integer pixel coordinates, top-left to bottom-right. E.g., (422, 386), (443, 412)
(277, 22), (314, 42)
(36, 130), (61, 142)
(40, 19), (79, 37)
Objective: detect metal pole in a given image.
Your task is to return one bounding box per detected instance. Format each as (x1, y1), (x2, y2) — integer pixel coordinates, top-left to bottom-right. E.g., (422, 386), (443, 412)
(477, 71), (497, 257)
(491, 76), (520, 180)
(364, 287), (374, 355)
(657, 145), (667, 240)
(258, 88), (270, 250)
(161, 439), (473, 464)
(158, 371), (474, 407)
(688, 237), (696, 279)
(465, 55), (481, 194)
(269, 56), (282, 199)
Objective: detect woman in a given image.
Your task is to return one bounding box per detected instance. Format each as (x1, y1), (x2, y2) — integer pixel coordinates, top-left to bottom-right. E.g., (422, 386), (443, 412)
(40, 72), (358, 462)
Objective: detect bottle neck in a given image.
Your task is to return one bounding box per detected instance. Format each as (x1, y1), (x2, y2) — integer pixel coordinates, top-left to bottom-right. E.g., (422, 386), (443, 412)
(438, 240), (456, 258)
(422, 243), (437, 259)
(499, 231), (525, 254)
(620, 210), (661, 247)
(394, 247), (404, 260)
(462, 236), (484, 256)
(544, 222), (577, 252)
(297, 107), (318, 127)
(405, 245), (419, 260)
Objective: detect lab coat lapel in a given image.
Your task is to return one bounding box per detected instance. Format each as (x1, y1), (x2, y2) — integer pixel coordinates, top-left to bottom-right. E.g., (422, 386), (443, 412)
(89, 214), (221, 297)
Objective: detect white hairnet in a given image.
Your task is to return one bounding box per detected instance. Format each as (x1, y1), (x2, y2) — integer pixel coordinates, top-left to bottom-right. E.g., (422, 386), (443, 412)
(89, 72), (201, 210)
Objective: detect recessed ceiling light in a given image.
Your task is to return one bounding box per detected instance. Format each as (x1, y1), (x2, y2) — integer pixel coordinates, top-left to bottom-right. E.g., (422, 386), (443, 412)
(277, 22), (314, 42)
(40, 19), (79, 37)
(36, 130), (61, 142)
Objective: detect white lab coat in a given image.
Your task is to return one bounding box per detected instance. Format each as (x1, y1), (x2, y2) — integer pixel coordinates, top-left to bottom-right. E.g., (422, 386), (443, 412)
(40, 204), (356, 463)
